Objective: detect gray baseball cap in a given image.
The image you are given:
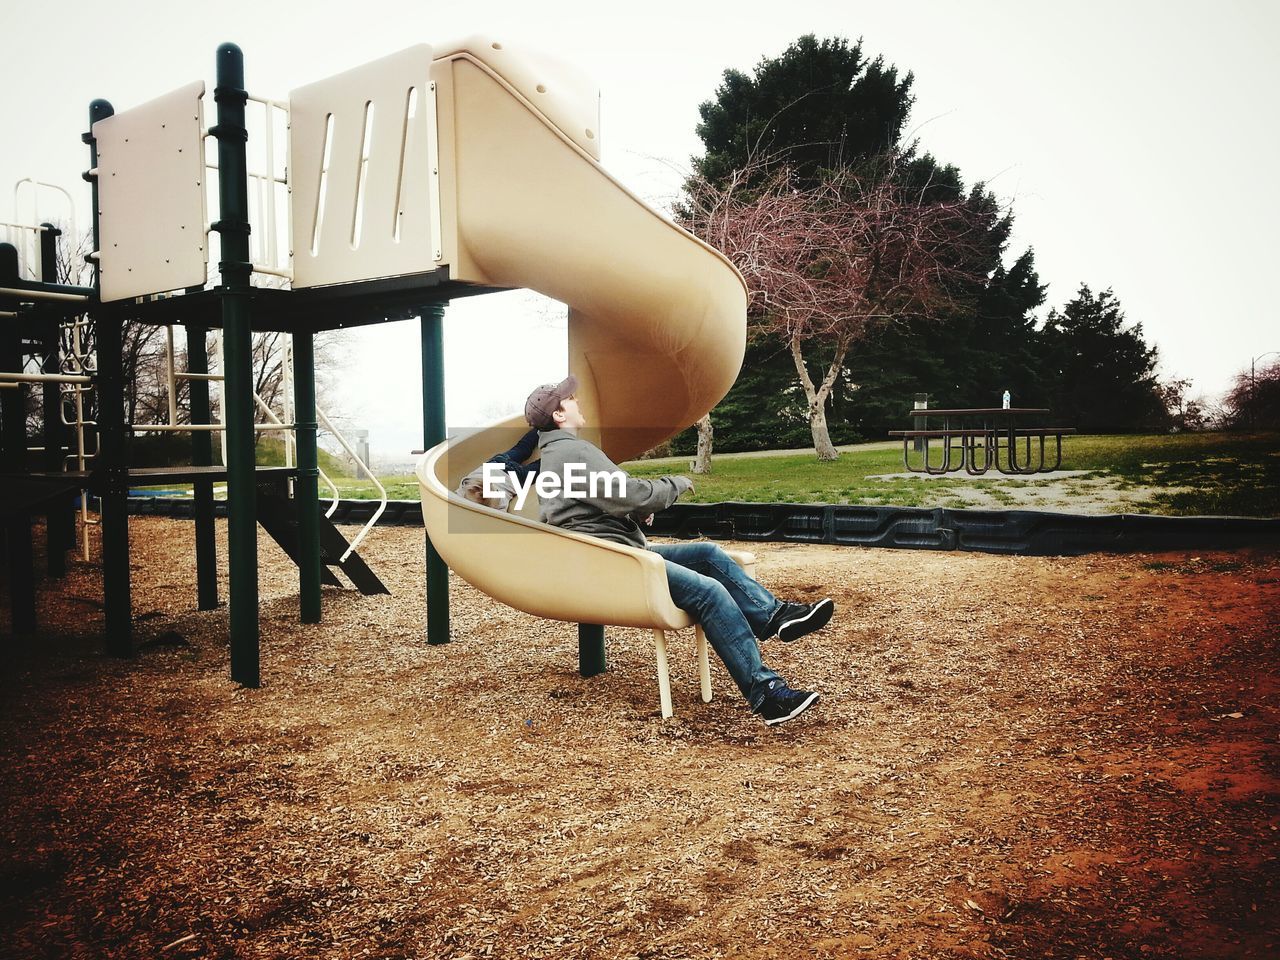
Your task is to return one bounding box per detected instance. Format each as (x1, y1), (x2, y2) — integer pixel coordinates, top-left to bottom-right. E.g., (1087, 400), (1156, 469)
(524, 374), (578, 430)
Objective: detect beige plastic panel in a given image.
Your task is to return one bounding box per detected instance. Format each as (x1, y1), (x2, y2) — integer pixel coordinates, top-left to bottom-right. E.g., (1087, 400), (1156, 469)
(290, 44), (442, 289)
(418, 40), (750, 638)
(94, 81), (208, 303)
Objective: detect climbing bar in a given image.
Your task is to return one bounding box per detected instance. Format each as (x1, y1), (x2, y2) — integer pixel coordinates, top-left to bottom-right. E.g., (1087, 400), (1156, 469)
(0, 285), (91, 303)
(0, 372), (93, 385)
(129, 422), (296, 432)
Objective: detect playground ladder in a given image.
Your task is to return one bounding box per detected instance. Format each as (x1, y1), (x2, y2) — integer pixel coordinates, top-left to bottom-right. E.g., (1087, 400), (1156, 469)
(154, 327), (388, 562)
(256, 485), (388, 595)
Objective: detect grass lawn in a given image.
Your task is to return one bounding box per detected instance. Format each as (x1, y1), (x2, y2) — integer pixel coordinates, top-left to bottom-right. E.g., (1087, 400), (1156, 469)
(1054, 432), (1280, 515)
(625, 431), (1279, 517)
(136, 432), (1280, 518)
(328, 474), (421, 501)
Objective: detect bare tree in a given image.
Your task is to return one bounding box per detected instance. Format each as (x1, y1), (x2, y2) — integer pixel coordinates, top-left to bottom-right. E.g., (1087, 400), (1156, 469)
(121, 323), (169, 425)
(251, 331), (286, 421)
(53, 225), (94, 288)
(1221, 358), (1280, 431)
(683, 155), (992, 460)
(692, 414), (714, 474)
(1157, 376), (1217, 432)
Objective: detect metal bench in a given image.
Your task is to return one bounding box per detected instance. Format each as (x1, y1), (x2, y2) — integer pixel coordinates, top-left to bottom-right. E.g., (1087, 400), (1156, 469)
(890, 408), (1077, 475)
(887, 429), (989, 475)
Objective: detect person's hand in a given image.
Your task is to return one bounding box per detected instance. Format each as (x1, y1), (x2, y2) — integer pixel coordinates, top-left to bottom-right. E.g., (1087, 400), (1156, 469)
(642, 513), (655, 526)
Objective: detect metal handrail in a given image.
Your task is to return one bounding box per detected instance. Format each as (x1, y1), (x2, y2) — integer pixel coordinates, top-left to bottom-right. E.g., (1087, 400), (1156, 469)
(249, 387), (341, 510)
(205, 95), (293, 282)
(0, 221), (46, 278)
(10, 179), (77, 280)
(316, 406), (386, 561)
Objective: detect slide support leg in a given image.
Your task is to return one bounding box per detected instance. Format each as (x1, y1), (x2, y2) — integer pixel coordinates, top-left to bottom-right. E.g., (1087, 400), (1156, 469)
(293, 331), (321, 624)
(578, 623), (606, 678)
(651, 629), (673, 720)
(421, 303), (450, 645)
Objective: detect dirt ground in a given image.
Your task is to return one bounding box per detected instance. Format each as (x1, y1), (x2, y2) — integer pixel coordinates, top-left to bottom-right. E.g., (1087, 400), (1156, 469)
(1, 518), (1277, 960)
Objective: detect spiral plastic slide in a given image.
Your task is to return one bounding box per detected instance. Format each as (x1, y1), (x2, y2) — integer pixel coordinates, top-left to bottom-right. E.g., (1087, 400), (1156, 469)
(414, 38), (750, 717)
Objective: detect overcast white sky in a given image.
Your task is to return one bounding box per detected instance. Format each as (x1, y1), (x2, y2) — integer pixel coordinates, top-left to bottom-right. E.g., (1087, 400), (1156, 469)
(3, 0), (1277, 462)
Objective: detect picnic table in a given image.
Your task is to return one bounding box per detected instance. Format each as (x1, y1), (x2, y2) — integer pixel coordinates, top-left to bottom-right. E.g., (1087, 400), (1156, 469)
(888, 407), (1076, 476)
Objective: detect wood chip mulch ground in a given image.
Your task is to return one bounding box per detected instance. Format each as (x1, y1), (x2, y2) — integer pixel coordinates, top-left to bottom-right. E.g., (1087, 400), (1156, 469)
(1, 517), (1277, 959)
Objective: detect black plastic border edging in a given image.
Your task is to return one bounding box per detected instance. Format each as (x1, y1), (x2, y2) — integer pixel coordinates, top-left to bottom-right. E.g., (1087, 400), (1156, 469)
(126, 497), (1280, 557)
(652, 501), (1279, 556)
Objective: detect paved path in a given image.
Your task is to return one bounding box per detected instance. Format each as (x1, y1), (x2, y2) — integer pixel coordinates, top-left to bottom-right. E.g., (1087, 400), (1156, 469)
(628, 440), (898, 467)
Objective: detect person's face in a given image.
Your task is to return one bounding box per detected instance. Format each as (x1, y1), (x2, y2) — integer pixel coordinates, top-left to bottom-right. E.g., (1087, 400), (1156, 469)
(554, 394), (587, 430)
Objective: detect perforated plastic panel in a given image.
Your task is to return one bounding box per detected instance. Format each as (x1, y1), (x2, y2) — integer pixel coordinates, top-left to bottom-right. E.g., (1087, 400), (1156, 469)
(95, 81), (208, 302)
(290, 44), (443, 289)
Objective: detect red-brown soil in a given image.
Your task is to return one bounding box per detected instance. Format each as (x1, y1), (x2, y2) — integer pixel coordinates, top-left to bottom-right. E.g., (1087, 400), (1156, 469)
(1, 518), (1277, 959)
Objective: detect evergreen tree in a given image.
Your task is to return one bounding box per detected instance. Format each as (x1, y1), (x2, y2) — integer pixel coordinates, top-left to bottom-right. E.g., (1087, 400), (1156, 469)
(953, 249), (1049, 408)
(1039, 285), (1167, 432)
(692, 34), (914, 189)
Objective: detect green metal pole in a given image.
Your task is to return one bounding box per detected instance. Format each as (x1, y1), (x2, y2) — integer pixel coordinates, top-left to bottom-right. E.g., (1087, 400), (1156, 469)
(94, 310), (132, 656)
(185, 322), (218, 610)
(578, 624), (607, 677)
(85, 98), (133, 658)
(39, 224), (69, 579)
(0, 243), (36, 634)
(211, 43), (259, 687)
(292, 331), (321, 623)
(421, 304), (449, 645)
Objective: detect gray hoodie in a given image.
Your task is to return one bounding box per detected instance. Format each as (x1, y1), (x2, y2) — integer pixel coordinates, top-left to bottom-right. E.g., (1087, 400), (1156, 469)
(536, 429), (692, 548)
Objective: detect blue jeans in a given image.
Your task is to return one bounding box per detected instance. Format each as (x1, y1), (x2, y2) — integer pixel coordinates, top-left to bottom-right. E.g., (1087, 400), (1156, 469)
(647, 542), (783, 710)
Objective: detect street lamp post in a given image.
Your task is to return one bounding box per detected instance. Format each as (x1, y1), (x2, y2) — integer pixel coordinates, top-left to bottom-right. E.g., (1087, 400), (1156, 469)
(1250, 351), (1280, 430)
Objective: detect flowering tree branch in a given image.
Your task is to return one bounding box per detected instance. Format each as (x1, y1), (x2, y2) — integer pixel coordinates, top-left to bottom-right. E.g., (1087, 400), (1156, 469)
(681, 153), (996, 459)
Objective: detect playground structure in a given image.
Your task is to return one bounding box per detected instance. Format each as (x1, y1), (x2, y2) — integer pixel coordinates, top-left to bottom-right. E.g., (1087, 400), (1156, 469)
(2, 38), (748, 715)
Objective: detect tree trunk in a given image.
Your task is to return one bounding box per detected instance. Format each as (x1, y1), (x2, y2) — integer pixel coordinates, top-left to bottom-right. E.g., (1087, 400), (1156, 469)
(807, 399), (838, 461)
(692, 414), (714, 474)
(789, 335), (848, 461)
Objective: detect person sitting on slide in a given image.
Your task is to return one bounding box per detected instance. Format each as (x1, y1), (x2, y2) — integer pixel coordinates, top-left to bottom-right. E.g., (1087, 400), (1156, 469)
(524, 374), (834, 726)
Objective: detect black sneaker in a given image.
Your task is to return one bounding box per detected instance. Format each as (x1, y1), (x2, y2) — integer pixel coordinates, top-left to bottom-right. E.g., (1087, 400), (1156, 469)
(756, 682), (820, 726)
(768, 598), (835, 643)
